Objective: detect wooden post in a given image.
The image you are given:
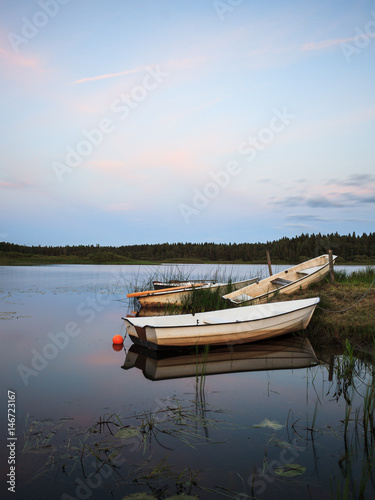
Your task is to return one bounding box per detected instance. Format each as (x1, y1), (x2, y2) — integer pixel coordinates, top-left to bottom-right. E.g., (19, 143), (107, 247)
(266, 250), (272, 276)
(329, 249), (334, 282)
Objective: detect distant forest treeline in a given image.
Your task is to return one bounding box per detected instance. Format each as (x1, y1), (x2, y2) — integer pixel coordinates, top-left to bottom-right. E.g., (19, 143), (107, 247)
(1, 233), (375, 264)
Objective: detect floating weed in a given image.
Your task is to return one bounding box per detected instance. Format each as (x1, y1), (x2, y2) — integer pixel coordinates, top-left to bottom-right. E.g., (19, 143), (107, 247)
(252, 418), (284, 430)
(130, 457), (201, 498)
(115, 427), (140, 440)
(22, 414), (63, 455)
(0, 311), (16, 319)
(267, 436), (304, 451)
(274, 463), (307, 477)
(20, 399), (239, 493)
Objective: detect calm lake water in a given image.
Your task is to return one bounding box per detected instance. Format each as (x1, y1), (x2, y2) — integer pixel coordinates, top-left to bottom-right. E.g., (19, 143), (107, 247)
(1, 264), (374, 500)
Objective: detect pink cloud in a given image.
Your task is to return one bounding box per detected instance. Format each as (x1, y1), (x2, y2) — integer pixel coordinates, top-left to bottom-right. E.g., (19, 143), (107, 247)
(89, 160), (127, 171)
(0, 44), (40, 69)
(0, 178), (31, 189)
(300, 33), (375, 51)
(105, 202), (133, 212)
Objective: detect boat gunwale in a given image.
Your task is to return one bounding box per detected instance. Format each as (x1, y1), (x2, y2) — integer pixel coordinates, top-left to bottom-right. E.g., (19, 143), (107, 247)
(123, 297), (320, 331)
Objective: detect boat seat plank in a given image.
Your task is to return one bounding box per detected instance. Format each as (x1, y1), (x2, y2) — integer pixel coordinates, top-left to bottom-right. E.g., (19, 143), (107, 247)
(271, 278), (293, 287)
(296, 266), (323, 276)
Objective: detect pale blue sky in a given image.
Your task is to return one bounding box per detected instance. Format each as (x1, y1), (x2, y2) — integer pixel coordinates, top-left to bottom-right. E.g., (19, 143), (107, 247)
(1, 0), (374, 246)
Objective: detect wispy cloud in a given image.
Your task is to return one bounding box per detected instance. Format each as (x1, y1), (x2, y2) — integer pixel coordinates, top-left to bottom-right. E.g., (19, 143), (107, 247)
(0, 44), (40, 69)
(300, 33), (375, 51)
(326, 174), (375, 187)
(72, 56), (205, 85)
(270, 173), (375, 209)
(105, 202), (133, 212)
(73, 66), (146, 85)
(285, 214), (327, 222)
(284, 222), (314, 229)
(0, 178), (32, 189)
(272, 190), (375, 209)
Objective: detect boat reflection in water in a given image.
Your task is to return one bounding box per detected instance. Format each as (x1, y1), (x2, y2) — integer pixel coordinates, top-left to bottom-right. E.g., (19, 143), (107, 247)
(122, 335), (320, 381)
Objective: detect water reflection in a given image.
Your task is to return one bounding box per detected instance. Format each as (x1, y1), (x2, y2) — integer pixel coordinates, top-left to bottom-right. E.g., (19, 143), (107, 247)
(1, 264), (374, 500)
(122, 335), (320, 381)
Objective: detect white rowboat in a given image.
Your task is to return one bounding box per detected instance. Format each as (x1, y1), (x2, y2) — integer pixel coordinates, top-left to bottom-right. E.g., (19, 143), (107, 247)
(223, 254), (336, 305)
(123, 297), (320, 350)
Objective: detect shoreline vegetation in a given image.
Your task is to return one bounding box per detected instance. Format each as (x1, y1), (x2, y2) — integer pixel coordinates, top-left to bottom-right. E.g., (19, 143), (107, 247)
(1, 235), (374, 350)
(272, 269), (375, 350)
(128, 268), (375, 351)
(1, 232), (375, 266)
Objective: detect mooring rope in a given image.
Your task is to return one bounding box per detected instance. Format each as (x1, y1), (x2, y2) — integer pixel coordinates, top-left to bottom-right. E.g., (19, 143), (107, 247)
(317, 276), (375, 314)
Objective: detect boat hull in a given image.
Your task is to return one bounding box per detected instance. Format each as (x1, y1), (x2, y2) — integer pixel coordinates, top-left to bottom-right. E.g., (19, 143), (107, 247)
(135, 277), (258, 309)
(123, 297), (320, 350)
(223, 254), (336, 305)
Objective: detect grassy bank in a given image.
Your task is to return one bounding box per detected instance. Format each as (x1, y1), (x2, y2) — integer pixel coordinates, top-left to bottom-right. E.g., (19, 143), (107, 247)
(273, 268), (375, 348)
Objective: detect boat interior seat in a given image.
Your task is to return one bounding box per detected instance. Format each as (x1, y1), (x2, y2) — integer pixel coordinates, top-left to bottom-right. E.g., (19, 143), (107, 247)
(296, 266), (322, 276)
(271, 278), (293, 287)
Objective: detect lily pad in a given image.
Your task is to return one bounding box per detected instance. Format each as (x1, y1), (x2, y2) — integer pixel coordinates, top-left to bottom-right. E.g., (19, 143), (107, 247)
(115, 427), (140, 439)
(274, 463), (306, 477)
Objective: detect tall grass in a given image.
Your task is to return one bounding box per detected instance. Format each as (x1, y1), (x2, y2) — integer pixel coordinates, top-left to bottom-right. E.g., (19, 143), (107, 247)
(334, 266), (375, 284)
(330, 341), (375, 499)
(181, 283), (234, 314)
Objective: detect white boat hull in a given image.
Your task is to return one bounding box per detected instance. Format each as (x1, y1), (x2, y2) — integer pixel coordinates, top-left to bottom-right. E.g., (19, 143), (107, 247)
(223, 254), (336, 305)
(123, 297), (320, 350)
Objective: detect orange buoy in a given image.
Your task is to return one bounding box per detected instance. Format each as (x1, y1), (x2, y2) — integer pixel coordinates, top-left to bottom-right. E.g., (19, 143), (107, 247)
(112, 334), (124, 345)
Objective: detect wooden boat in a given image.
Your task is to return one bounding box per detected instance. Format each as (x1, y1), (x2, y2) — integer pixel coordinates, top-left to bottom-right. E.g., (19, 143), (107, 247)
(127, 277), (258, 309)
(153, 279), (218, 290)
(223, 254), (336, 306)
(122, 335), (320, 381)
(122, 297), (320, 350)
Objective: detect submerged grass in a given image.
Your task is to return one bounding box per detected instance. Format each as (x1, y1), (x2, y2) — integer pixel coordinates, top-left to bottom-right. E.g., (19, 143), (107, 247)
(329, 343), (375, 499)
(21, 398), (239, 498)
